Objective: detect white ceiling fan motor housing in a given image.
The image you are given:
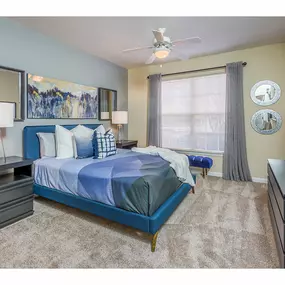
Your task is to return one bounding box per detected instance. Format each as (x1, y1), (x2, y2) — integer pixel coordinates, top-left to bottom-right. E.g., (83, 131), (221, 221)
(153, 36), (171, 45)
(153, 36), (172, 57)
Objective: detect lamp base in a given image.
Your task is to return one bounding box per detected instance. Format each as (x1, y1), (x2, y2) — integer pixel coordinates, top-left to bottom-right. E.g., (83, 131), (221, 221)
(117, 124), (123, 142)
(0, 129), (6, 163)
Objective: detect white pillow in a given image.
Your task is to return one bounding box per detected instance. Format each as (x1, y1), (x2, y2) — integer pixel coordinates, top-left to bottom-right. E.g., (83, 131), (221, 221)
(55, 125), (76, 159)
(36, 133), (56, 157)
(71, 125), (94, 138)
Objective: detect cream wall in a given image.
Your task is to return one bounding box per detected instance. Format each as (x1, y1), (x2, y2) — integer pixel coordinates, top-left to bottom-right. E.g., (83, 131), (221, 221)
(128, 43), (285, 179)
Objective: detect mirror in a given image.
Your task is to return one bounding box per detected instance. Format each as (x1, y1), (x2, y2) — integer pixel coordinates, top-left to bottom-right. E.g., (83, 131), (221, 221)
(0, 65), (25, 121)
(250, 80), (281, 106)
(251, 109), (282, 135)
(98, 88), (117, 121)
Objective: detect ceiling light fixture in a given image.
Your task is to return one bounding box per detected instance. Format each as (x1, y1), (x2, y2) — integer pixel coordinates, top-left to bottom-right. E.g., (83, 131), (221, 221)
(154, 46), (170, 59)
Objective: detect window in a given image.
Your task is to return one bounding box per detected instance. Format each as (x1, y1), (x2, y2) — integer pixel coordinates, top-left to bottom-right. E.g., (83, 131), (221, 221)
(161, 73), (226, 153)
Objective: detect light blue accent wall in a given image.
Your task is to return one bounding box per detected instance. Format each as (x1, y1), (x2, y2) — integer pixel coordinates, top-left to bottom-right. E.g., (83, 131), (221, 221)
(0, 18), (128, 157)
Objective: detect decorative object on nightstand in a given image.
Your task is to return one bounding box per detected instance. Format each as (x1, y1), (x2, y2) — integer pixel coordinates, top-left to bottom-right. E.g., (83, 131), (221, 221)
(112, 111), (128, 142)
(0, 156), (34, 229)
(0, 102), (14, 163)
(116, 140), (138, 150)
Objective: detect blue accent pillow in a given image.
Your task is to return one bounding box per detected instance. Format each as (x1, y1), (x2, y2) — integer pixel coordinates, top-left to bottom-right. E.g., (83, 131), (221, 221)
(75, 136), (93, 158)
(71, 125), (106, 159)
(93, 129), (117, 159)
(71, 125), (94, 158)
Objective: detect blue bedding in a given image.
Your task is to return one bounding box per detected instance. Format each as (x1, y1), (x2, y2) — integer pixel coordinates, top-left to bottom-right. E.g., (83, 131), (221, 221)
(34, 149), (184, 216)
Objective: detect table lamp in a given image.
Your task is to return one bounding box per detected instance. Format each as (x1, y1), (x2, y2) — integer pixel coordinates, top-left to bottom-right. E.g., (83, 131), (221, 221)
(0, 102), (14, 163)
(112, 111), (128, 142)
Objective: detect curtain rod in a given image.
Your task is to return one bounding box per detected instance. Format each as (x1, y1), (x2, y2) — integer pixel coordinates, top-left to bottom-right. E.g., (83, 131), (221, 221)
(147, 62), (247, 79)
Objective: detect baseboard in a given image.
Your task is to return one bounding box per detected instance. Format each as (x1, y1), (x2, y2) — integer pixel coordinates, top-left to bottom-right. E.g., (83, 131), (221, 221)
(252, 177), (267, 183)
(208, 171), (222, 177)
(207, 171), (267, 183)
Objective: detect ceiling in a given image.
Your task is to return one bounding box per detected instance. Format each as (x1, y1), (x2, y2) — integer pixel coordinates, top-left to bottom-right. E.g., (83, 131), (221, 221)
(11, 17), (285, 69)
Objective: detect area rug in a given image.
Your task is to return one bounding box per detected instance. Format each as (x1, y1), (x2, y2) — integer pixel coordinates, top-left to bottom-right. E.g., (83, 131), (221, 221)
(0, 176), (279, 268)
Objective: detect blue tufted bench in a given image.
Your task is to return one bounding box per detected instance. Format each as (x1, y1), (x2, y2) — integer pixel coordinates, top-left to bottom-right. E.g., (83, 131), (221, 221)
(188, 155), (213, 178)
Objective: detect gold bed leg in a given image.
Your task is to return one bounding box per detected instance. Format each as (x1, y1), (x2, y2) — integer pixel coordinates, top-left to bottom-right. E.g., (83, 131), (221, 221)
(151, 232), (159, 252)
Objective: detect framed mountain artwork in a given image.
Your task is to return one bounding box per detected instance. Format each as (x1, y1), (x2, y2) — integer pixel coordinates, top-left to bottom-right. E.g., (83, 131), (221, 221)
(27, 74), (98, 119)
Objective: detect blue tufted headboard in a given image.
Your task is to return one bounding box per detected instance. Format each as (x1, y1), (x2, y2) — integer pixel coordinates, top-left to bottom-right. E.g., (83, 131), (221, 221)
(23, 124), (101, 160)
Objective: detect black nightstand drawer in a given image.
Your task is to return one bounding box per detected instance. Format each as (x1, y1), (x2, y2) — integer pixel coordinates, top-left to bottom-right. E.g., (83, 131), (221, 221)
(116, 140), (138, 149)
(0, 156), (34, 229)
(0, 175), (33, 206)
(0, 196), (34, 228)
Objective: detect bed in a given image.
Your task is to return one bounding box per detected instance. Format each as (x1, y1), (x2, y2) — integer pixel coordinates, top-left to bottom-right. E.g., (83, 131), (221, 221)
(23, 124), (195, 252)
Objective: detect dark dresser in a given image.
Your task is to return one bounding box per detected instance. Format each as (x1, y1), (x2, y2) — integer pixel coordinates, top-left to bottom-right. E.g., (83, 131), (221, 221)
(268, 159), (285, 268)
(0, 156), (34, 229)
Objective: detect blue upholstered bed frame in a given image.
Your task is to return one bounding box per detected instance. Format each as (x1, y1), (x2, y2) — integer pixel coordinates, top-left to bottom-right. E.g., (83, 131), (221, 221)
(23, 124), (194, 252)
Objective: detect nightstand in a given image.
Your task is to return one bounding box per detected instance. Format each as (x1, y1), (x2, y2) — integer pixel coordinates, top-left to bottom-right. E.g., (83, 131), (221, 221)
(116, 140), (138, 149)
(0, 156), (34, 229)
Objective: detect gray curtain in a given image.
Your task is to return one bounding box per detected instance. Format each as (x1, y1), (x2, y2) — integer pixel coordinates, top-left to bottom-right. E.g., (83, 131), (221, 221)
(223, 62), (252, 181)
(147, 74), (162, 146)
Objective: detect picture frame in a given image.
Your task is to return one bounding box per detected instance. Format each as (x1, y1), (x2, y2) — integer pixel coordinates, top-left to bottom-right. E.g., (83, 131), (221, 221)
(27, 74), (98, 119)
(98, 88), (118, 121)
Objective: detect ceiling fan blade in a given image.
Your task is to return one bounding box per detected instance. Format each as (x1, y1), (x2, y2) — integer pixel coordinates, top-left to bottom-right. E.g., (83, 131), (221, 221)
(145, 53), (156, 65)
(122, 46), (153, 53)
(172, 37), (202, 45)
(171, 49), (189, 61)
(152, 30), (164, 42)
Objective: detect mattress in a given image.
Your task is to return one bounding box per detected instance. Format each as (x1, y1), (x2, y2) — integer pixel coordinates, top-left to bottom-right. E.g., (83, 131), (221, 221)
(33, 149), (183, 216)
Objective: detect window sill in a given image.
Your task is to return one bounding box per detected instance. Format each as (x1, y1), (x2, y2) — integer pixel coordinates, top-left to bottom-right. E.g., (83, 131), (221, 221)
(170, 148), (224, 157)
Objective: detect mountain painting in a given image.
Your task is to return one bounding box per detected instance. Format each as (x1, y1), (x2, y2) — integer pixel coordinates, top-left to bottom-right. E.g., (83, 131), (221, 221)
(27, 74), (98, 119)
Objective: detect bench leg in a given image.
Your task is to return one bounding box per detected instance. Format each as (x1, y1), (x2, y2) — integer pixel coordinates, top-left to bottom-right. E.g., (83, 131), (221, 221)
(192, 186), (195, 194)
(202, 168), (205, 178)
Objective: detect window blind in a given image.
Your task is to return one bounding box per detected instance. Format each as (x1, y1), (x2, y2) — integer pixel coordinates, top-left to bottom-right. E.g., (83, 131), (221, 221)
(161, 73), (226, 152)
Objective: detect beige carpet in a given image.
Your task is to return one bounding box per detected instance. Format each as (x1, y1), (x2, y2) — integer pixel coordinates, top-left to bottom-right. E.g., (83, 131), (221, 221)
(0, 176), (279, 268)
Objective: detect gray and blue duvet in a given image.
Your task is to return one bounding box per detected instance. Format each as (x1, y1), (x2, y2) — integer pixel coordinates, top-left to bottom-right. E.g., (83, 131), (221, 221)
(34, 149), (182, 216)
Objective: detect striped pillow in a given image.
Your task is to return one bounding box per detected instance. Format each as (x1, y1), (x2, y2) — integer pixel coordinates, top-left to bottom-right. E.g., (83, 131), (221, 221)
(93, 129), (117, 159)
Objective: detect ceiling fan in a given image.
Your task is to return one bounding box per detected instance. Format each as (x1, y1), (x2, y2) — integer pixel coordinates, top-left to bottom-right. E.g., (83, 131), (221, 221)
(122, 28), (201, 65)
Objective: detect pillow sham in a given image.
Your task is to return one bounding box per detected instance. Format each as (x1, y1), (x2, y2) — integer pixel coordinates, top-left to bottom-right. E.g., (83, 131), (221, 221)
(55, 125), (76, 159)
(36, 132), (56, 157)
(55, 124), (106, 159)
(71, 125), (94, 159)
(93, 129), (117, 159)
(71, 124), (107, 159)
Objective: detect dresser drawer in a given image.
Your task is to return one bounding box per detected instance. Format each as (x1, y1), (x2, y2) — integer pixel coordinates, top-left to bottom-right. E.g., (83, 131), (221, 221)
(268, 180), (285, 251)
(0, 196), (34, 228)
(268, 197), (285, 268)
(268, 165), (285, 220)
(0, 175), (33, 206)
